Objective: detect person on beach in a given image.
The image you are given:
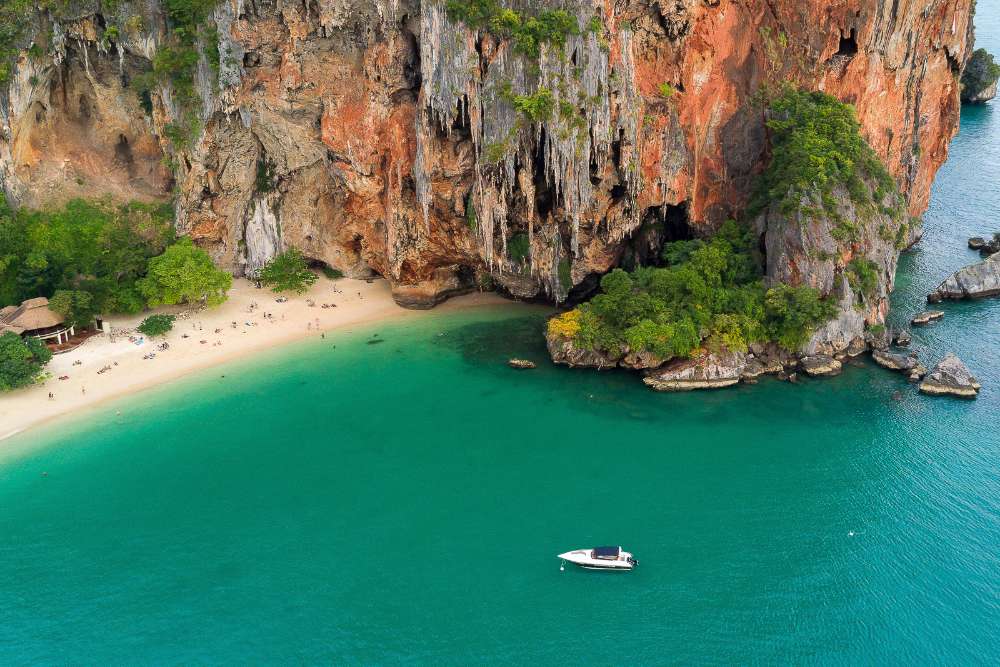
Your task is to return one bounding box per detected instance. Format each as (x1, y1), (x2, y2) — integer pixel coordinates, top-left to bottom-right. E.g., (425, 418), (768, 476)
(48, 392), (54, 400)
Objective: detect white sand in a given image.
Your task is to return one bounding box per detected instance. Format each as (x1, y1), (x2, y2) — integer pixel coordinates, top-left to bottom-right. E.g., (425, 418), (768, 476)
(0, 277), (507, 442)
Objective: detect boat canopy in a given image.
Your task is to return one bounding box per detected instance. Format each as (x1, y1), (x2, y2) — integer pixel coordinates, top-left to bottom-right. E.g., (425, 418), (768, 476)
(593, 546), (621, 559)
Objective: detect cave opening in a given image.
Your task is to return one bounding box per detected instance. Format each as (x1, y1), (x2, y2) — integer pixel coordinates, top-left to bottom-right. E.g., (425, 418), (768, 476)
(307, 258), (345, 279)
(619, 202), (692, 271)
(532, 130), (555, 221)
(114, 134), (135, 175)
(836, 28), (858, 57)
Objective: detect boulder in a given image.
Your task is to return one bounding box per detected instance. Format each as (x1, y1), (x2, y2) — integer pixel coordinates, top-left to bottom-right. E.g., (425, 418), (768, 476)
(872, 349), (921, 372)
(546, 336), (620, 369)
(978, 238), (1000, 257)
(908, 363), (929, 382)
(507, 359), (536, 369)
(799, 355), (842, 377)
(893, 329), (912, 347)
(928, 252), (1000, 301)
(643, 350), (746, 392)
(919, 353), (981, 398)
(741, 358), (767, 380)
(846, 336), (868, 357)
(968, 236), (987, 250)
(621, 348), (669, 371)
(911, 310), (945, 325)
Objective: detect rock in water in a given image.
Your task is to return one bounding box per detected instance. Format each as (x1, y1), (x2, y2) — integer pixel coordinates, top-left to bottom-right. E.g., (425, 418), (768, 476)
(928, 252), (1000, 301)
(893, 329), (912, 347)
(507, 359), (536, 370)
(919, 354), (981, 398)
(799, 355), (842, 377)
(961, 48), (1000, 104)
(872, 349), (921, 372)
(546, 336), (620, 370)
(643, 351), (746, 392)
(968, 237), (987, 250)
(912, 310), (945, 325)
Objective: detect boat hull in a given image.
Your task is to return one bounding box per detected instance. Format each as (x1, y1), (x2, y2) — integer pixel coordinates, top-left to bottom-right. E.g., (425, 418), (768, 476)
(558, 548), (636, 571)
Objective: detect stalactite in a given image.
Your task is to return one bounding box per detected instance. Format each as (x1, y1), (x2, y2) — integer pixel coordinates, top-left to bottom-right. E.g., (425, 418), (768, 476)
(414, 0), (644, 289)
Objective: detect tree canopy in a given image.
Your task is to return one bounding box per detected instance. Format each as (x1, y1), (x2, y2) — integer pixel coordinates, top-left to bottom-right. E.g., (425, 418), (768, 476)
(0, 198), (175, 313)
(0, 331), (52, 391)
(548, 221), (837, 359)
(137, 238), (232, 307)
(259, 248), (318, 294)
(138, 314), (176, 337)
(48, 290), (97, 329)
(750, 88), (899, 222)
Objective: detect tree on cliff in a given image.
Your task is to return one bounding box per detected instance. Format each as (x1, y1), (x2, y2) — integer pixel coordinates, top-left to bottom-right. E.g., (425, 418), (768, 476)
(961, 48), (1000, 104)
(137, 238), (232, 307)
(259, 248), (318, 294)
(0, 331), (52, 391)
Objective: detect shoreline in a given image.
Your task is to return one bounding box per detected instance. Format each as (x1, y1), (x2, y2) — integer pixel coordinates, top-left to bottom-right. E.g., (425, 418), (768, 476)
(0, 277), (510, 443)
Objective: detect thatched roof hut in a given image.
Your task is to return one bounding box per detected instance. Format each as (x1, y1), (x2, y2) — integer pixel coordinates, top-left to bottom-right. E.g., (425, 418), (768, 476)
(0, 297), (67, 338)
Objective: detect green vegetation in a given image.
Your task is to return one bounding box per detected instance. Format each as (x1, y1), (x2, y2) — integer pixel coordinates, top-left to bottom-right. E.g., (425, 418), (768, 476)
(547, 221), (837, 358)
(507, 233), (530, 265)
(464, 192), (478, 230)
(0, 0), (37, 83)
(137, 314), (176, 337)
(750, 89), (900, 225)
(319, 265), (344, 280)
(137, 238), (232, 307)
(445, 1), (585, 58)
(558, 258), (572, 291)
(0, 198), (176, 314)
(658, 83), (676, 99)
(961, 48), (1000, 102)
(510, 87), (555, 123)
(0, 331), (52, 391)
(846, 257), (879, 299)
(255, 158), (276, 193)
(48, 290), (97, 329)
(259, 248), (317, 294)
(132, 0), (220, 149)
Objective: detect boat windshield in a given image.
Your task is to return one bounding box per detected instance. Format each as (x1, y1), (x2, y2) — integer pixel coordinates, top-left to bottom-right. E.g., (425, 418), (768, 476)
(593, 546), (621, 560)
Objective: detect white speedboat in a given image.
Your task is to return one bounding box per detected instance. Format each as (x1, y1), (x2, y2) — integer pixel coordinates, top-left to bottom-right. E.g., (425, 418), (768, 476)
(557, 546), (637, 571)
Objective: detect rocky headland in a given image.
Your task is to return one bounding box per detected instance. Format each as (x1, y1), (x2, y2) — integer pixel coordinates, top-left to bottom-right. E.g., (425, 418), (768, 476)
(961, 48), (1000, 104)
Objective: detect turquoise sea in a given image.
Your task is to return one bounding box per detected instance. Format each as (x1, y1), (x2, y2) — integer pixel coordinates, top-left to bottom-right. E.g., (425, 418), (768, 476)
(4, 22), (1000, 667)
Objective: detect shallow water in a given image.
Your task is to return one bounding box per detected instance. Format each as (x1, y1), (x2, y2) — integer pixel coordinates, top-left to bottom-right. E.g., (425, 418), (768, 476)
(3, 15), (1000, 667)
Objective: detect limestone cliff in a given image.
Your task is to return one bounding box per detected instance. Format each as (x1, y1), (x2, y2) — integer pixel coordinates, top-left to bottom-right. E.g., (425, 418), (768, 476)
(0, 0), (976, 315)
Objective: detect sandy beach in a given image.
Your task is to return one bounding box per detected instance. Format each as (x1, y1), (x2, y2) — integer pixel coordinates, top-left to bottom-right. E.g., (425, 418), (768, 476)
(0, 276), (507, 442)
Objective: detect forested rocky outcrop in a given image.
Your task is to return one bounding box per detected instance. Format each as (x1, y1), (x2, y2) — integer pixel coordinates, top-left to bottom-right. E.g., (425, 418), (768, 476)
(0, 1), (977, 356)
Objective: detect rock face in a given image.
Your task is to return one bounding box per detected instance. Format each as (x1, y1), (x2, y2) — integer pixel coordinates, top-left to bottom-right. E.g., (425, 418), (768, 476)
(961, 48), (1000, 104)
(643, 350), (746, 392)
(912, 310), (945, 325)
(928, 252), (1000, 301)
(872, 350), (927, 376)
(0, 0), (975, 311)
(919, 354), (981, 398)
(546, 336), (619, 370)
(799, 355), (842, 377)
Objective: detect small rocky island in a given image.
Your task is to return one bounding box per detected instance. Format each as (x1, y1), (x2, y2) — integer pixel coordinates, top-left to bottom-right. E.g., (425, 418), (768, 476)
(928, 252), (1000, 301)
(961, 48), (1000, 103)
(919, 354), (982, 398)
